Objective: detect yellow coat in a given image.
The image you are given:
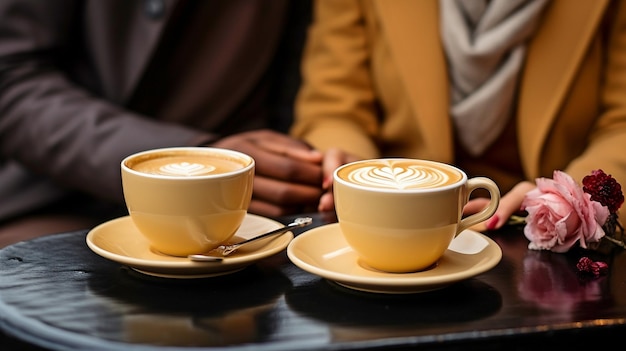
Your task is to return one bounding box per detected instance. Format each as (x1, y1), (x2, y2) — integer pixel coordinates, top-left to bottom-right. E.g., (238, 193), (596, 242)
(293, 0), (626, 217)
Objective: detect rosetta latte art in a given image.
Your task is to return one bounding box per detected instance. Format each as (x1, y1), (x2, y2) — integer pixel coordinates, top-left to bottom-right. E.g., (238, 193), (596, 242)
(347, 162), (456, 189)
(159, 162), (216, 176)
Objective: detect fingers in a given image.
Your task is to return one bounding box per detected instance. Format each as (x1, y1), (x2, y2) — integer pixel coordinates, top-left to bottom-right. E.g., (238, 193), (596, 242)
(321, 149), (341, 190)
(465, 198), (491, 232)
(208, 130), (326, 216)
(248, 175), (322, 218)
(317, 148), (362, 211)
(321, 148), (361, 187)
(209, 131), (363, 217)
(253, 149), (323, 187)
(217, 129), (322, 161)
(469, 181), (536, 232)
(253, 132), (323, 162)
(212, 130), (324, 186)
(318, 192), (335, 212)
(463, 198), (491, 215)
(488, 181), (535, 229)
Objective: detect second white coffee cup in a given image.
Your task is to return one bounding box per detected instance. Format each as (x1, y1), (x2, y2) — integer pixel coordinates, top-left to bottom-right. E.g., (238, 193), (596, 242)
(333, 158), (500, 273)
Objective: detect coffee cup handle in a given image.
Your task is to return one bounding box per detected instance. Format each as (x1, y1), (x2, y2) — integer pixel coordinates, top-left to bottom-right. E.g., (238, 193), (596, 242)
(457, 177), (501, 234)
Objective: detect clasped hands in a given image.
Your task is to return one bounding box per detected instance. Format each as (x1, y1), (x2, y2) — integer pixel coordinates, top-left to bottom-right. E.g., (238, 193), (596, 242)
(210, 129), (533, 231)
(209, 129), (329, 217)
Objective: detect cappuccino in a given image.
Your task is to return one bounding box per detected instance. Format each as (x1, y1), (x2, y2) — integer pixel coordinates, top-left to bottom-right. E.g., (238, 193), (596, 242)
(333, 158), (499, 272)
(337, 159), (463, 190)
(127, 151), (248, 177)
(121, 147), (255, 256)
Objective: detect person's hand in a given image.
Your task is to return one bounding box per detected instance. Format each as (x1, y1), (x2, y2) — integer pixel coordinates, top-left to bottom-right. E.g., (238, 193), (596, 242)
(209, 130), (324, 217)
(465, 181), (535, 232)
(317, 148), (361, 212)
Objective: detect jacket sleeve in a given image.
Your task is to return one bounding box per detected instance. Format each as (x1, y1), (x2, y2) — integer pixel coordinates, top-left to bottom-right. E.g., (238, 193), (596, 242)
(291, 0), (380, 159)
(0, 0), (215, 204)
(559, 1), (626, 220)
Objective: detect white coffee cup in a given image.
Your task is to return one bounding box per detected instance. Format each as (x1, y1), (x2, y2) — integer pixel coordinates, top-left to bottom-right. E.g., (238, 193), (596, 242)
(121, 147), (254, 256)
(333, 158), (500, 273)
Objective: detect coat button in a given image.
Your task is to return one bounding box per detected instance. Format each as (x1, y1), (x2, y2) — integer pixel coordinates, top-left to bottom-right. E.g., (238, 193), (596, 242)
(144, 0), (165, 20)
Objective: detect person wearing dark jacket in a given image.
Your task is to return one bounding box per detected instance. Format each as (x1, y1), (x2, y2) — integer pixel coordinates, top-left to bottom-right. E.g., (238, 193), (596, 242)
(0, 0), (317, 246)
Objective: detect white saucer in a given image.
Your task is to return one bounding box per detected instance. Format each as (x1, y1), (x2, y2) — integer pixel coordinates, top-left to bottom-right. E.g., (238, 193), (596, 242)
(86, 214), (293, 279)
(287, 223), (502, 294)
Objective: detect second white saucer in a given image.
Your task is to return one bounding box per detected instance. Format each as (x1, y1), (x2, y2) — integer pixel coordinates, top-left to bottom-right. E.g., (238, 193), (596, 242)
(287, 223), (502, 294)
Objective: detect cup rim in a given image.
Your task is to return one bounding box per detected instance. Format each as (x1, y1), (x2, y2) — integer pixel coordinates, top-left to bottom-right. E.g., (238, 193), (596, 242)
(333, 158), (467, 193)
(121, 147), (255, 179)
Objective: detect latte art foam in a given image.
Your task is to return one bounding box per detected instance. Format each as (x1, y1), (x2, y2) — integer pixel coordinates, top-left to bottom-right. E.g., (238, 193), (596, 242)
(159, 162), (216, 176)
(129, 153), (246, 177)
(340, 160), (463, 189)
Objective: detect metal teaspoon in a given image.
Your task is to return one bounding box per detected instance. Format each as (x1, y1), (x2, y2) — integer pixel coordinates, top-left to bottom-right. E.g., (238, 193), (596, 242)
(188, 217), (313, 262)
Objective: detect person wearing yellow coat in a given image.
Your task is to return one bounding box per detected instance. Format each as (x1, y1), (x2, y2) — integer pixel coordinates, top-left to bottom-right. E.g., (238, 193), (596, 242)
(292, 0), (626, 229)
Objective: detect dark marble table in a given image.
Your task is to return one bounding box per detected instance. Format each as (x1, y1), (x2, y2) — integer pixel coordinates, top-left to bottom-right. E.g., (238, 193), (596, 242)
(1, 212), (625, 350)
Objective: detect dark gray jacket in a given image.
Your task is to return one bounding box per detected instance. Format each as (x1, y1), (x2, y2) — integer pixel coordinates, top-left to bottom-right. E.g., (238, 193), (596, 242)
(0, 0), (308, 220)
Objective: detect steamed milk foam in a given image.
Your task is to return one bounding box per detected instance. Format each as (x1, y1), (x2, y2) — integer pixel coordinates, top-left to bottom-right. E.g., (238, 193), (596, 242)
(129, 153), (246, 177)
(337, 159), (463, 190)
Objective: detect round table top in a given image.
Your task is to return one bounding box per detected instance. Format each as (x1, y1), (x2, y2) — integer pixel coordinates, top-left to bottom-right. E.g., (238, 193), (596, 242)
(1, 213), (626, 351)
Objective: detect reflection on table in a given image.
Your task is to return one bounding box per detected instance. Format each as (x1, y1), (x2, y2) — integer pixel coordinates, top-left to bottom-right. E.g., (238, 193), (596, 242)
(0, 212), (625, 350)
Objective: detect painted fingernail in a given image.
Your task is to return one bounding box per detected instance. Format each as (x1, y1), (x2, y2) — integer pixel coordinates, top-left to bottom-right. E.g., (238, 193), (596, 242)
(486, 215), (500, 231)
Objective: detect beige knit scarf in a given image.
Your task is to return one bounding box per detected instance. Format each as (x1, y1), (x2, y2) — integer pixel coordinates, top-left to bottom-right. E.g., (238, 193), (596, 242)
(440, 0), (549, 156)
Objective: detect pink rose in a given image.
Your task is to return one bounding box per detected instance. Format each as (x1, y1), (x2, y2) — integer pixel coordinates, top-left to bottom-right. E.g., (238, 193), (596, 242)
(522, 171), (609, 252)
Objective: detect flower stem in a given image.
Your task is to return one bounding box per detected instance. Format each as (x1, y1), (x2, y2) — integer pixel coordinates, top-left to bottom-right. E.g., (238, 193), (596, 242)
(603, 235), (626, 249)
(507, 215), (527, 226)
